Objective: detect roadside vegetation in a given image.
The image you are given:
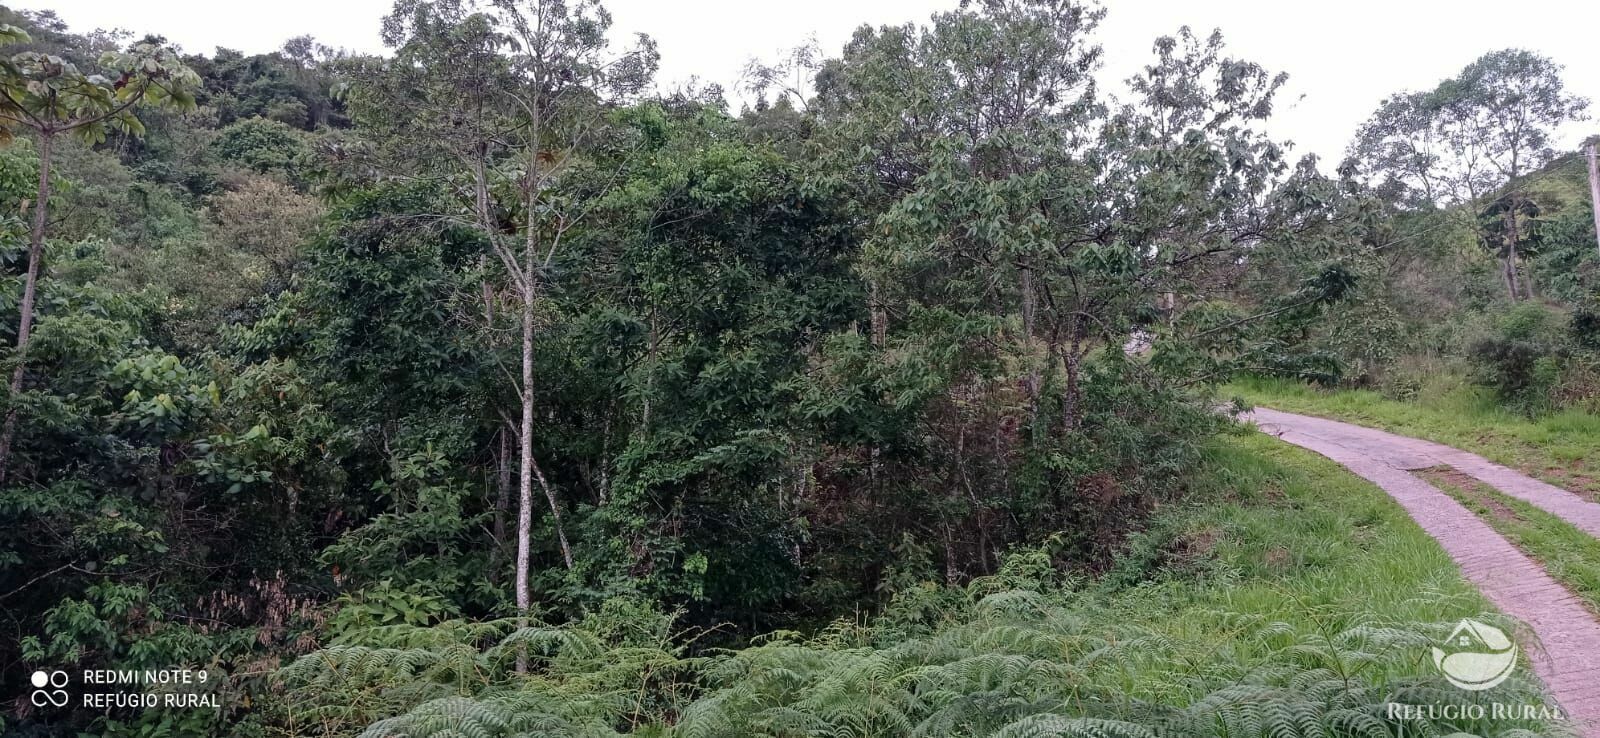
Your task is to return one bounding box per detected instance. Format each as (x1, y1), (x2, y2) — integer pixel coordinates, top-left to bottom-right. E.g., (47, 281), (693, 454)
(260, 434), (1558, 738)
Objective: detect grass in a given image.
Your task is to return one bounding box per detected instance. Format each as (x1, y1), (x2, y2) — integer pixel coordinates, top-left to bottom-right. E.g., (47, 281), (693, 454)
(1099, 431), (1492, 652)
(1421, 466), (1600, 615)
(1228, 375), (1600, 498)
(1078, 431), (1564, 730)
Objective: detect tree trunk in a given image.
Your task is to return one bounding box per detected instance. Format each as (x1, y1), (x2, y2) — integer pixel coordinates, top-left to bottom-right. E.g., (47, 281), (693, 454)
(528, 448), (572, 570)
(1508, 256), (1523, 302)
(944, 523), (958, 585)
(0, 132), (54, 487)
(515, 290), (534, 674)
(642, 308), (656, 430)
(597, 415), (611, 506)
(867, 279), (886, 495)
(1507, 202), (1533, 301)
(494, 422), (511, 557)
(869, 280), (887, 348)
(1061, 335), (1082, 432)
(1501, 256), (1518, 303)
(1020, 263), (1040, 417)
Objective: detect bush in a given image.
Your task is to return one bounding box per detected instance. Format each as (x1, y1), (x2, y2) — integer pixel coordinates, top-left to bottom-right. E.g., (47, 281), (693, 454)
(213, 117), (310, 176)
(1468, 303), (1567, 414)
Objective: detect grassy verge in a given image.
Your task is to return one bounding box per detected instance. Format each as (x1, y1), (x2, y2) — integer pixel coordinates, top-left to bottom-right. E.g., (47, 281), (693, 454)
(1228, 375), (1600, 498)
(1088, 431), (1496, 673)
(1421, 466), (1600, 614)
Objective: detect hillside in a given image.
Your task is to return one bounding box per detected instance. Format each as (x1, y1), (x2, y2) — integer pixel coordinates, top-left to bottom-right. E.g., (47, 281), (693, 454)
(1, 2), (1597, 736)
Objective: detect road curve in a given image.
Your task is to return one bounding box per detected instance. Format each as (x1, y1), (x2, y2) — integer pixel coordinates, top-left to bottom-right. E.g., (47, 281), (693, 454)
(1246, 407), (1600, 735)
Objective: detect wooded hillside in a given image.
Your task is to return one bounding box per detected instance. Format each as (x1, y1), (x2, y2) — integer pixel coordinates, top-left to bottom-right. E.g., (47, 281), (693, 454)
(1, 1), (1595, 736)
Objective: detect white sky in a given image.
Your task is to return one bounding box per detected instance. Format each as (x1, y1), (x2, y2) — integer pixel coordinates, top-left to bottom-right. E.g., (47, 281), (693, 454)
(24, 0), (1600, 169)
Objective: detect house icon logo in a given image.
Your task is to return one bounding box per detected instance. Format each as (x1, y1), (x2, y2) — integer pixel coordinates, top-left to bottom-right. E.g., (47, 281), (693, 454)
(1431, 619), (1517, 691)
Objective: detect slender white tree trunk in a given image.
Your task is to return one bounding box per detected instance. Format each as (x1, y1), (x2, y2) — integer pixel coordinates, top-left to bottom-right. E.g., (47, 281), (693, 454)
(515, 289), (534, 673)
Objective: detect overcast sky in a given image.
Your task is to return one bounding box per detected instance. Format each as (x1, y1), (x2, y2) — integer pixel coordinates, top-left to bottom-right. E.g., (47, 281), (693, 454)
(26, 0), (1600, 168)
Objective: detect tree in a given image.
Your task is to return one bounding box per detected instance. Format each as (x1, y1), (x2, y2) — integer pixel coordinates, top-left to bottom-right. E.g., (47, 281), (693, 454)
(1348, 49), (1588, 301)
(0, 29), (199, 484)
(207, 174), (321, 281)
(1445, 50), (1588, 300)
(800, 2), (1347, 584)
(350, 0), (657, 647)
(1349, 91), (1451, 207)
(212, 116), (309, 175)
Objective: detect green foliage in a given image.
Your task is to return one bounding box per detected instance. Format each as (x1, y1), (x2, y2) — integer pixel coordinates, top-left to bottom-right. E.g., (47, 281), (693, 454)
(1336, 47), (1597, 410)
(1531, 199), (1600, 305)
(186, 39), (349, 130)
(212, 116), (310, 175)
(326, 582), (462, 638)
(272, 598), (692, 737)
(0, 32), (199, 144)
(261, 432), (1573, 736)
(279, 594), (1557, 738)
(4, 4), (1588, 737)
(1467, 304), (1569, 414)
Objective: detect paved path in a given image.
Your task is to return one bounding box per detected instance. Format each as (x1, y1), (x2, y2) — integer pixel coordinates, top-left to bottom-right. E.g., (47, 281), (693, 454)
(1249, 408), (1600, 537)
(1246, 407), (1600, 735)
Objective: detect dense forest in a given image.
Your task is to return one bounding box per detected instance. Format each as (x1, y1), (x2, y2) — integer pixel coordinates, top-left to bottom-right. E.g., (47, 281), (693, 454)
(2, 1), (1597, 736)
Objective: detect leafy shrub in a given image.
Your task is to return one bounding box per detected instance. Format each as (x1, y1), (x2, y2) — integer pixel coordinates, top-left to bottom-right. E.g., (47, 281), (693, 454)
(1572, 306), (1600, 352)
(1318, 294), (1404, 386)
(1468, 303), (1567, 414)
(213, 117), (310, 175)
(1530, 203), (1600, 304)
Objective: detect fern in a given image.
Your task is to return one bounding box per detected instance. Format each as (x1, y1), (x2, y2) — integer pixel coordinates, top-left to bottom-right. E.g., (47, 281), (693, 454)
(274, 590), (1570, 738)
(991, 715), (1157, 738)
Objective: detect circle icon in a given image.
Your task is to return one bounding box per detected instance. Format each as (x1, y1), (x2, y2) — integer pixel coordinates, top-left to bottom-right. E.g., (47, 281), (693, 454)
(28, 669), (70, 708)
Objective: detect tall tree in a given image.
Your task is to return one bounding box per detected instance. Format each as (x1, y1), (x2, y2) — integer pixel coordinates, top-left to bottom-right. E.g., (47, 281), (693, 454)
(1444, 50), (1587, 300)
(350, 0), (657, 639)
(808, 3), (1342, 581)
(1348, 49), (1587, 301)
(1349, 91), (1453, 207)
(0, 29), (198, 484)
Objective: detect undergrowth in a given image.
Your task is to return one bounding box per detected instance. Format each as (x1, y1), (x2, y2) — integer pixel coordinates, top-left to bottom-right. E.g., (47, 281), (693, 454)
(266, 435), (1568, 737)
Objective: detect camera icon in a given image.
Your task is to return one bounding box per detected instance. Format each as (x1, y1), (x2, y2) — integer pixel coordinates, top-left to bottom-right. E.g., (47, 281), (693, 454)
(29, 669), (69, 707)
